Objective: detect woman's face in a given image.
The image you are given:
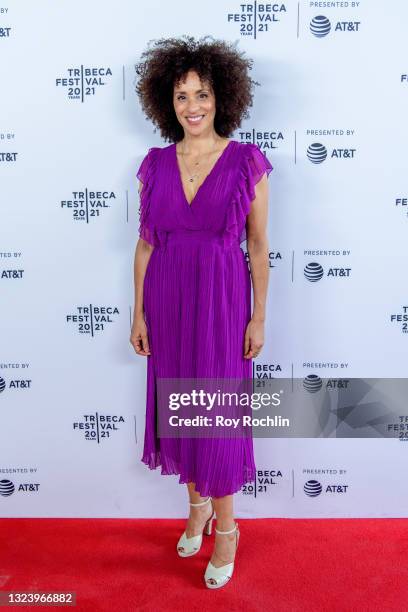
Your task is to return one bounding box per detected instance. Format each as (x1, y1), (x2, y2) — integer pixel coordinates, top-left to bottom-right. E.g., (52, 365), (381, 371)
(173, 70), (216, 137)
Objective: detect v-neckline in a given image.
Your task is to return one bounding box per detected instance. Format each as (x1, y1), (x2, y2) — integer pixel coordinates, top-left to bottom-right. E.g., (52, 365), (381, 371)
(174, 140), (233, 208)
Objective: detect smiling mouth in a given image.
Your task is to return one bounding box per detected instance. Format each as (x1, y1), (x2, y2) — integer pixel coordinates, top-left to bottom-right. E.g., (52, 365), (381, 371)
(186, 115), (205, 124)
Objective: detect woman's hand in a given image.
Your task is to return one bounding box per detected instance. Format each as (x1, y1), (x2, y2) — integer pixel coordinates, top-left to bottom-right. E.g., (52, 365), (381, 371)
(130, 314), (151, 356)
(244, 317), (264, 359)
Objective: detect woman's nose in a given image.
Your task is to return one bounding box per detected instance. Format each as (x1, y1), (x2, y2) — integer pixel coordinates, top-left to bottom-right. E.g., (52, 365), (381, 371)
(186, 100), (200, 113)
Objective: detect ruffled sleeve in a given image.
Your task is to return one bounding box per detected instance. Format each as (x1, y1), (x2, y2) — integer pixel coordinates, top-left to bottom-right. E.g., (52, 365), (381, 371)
(223, 143), (273, 247)
(247, 143), (273, 190)
(136, 147), (160, 247)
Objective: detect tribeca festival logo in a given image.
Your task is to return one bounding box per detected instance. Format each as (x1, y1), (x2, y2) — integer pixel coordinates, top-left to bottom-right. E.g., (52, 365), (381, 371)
(242, 468), (283, 497)
(66, 305), (119, 336)
(309, 15), (361, 38)
(245, 250), (282, 271)
(303, 250), (352, 282)
(395, 195), (408, 220)
(267, 251), (282, 269)
(73, 412), (125, 443)
(60, 189), (116, 222)
(254, 363), (283, 379)
(226, 3), (286, 38)
(55, 66), (112, 102)
(238, 129), (284, 152)
(390, 306), (408, 334)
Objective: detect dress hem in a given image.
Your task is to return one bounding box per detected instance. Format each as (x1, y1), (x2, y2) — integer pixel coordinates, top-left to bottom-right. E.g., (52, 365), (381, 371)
(141, 453), (256, 498)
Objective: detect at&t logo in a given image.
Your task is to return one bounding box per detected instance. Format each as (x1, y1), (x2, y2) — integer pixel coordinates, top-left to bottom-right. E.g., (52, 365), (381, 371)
(304, 262), (351, 282)
(0, 480), (14, 496)
(303, 375), (350, 393)
(307, 143), (356, 163)
(303, 375), (322, 393)
(304, 479), (349, 496)
(310, 15), (361, 38)
(1, 269), (23, 279)
(0, 376), (32, 392)
(0, 152), (17, 163)
(0, 479), (40, 496)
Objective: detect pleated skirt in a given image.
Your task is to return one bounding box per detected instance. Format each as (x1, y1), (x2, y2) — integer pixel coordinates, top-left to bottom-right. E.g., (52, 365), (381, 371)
(141, 235), (256, 497)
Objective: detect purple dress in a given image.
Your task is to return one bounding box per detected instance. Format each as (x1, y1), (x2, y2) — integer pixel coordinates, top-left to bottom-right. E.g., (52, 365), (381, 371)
(136, 140), (273, 497)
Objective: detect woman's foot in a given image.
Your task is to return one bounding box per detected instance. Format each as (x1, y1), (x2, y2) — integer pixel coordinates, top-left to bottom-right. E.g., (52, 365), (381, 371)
(209, 522), (238, 568)
(177, 496), (215, 557)
(184, 497), (214, 538)
(204, 522), (240, 588)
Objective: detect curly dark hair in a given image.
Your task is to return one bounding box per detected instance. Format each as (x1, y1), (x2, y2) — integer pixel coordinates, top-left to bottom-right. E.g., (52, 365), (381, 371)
(134, 35), (259, 143)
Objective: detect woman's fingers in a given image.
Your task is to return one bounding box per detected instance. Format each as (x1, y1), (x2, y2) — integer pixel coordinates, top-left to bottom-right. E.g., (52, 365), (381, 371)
(141, 332), (151, 355)
(244, 328), (250, 357)
(130, 331), (151, 356)
(244, 334), (263, 359)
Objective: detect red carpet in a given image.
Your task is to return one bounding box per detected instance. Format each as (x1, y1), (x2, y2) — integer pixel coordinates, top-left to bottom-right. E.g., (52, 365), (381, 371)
(1, 518), (407, 611)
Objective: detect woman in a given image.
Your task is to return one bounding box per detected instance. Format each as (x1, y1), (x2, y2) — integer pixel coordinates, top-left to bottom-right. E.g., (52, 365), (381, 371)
(131, 36), (273, 589)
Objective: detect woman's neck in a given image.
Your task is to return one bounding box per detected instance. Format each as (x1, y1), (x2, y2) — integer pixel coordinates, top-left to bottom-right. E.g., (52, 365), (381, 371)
(178, 130), (228, 155)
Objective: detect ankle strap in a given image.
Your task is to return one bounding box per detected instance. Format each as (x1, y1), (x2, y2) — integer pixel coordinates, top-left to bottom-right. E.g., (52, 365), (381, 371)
(215, 522), (238, 535)
(189, 496), (211, 507)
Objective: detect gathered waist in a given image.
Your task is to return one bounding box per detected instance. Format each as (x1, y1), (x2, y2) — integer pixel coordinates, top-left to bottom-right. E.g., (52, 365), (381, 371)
(161, 229), (240, 249)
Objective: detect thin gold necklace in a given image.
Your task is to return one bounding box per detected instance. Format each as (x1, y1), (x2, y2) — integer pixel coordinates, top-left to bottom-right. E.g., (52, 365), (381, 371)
(179, 139), (224, 184)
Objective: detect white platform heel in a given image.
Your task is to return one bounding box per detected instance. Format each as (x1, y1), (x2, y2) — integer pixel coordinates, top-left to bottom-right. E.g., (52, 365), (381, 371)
(204, 522), (240, 589)
(177, 496), (215, 558)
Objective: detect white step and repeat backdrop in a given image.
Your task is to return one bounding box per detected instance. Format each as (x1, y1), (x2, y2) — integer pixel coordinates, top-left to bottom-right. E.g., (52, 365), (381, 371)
(1, 1), (408, 518)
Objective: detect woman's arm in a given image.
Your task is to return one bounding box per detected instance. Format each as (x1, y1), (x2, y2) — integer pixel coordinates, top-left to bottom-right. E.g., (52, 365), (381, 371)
(130, 181), (155, 356)
(243, 173), (269, 359)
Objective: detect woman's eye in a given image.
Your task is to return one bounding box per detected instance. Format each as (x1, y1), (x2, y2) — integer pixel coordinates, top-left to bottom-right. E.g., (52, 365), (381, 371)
(176, 94), (208, 101)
